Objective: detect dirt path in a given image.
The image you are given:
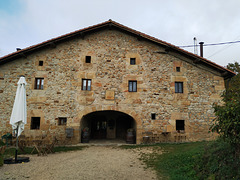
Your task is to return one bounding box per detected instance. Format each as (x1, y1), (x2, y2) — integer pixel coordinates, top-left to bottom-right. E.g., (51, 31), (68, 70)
(0, 146), (158, 180)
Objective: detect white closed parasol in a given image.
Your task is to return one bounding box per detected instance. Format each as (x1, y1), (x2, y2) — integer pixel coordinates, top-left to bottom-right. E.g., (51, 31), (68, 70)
(10, 76), (27, 136)
(9, 76), (27, 163)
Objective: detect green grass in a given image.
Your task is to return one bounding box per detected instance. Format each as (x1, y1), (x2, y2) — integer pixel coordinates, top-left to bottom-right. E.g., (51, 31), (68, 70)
(154, 142), (206, 180)
(121, 142), (207, 180)
(122, 141), (240, 180)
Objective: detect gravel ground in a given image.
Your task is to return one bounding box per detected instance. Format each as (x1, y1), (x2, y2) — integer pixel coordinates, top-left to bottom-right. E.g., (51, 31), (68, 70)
(0, 146), (158, 180)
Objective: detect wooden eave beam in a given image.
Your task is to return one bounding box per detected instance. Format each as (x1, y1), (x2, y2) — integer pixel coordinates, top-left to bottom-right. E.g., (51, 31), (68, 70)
(19, 52), (27, 58)
(108, 23), (113, 30)
(48, 42), (56, 48)
(193, 58), (201, 64)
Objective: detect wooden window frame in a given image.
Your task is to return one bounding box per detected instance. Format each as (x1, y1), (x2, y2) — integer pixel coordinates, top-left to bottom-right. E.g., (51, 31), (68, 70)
(34, 78), (44, 90)
(85, 56), (91, 63)
(130, 58), (136, 65)
(58, 117), (67, 125)
(31, 117), (40, 130)
(151, 113), (156, 120)
(39, 61), (44, 66)
(176, 120), (185, 131)
(128, 80), (137, 92)
(82, 79), (92, 91)
(175, 82), (183, 93)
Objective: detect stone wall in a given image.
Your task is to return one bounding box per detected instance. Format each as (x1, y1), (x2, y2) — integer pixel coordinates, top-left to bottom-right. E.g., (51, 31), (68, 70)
(0, 29), (224, 144)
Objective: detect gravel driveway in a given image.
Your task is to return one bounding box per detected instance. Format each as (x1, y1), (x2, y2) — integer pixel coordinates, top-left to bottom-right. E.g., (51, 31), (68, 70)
(0, 146), (158, 180)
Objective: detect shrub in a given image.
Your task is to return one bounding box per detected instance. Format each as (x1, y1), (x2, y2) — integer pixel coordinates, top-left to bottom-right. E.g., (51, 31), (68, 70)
(196, 139), (240, 179)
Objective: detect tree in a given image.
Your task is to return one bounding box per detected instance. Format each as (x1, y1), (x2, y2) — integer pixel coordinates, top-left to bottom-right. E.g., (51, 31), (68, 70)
(211, 62), (240, 151)
(224, 62), (240, 102)
(226, 62), (240, 74)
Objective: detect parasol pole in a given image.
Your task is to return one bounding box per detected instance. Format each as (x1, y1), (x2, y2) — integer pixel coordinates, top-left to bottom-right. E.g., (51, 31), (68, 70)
(15, 123), (19, 163)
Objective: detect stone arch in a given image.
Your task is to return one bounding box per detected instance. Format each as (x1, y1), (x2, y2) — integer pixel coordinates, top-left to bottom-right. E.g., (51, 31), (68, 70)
(78, 105), (142, 144)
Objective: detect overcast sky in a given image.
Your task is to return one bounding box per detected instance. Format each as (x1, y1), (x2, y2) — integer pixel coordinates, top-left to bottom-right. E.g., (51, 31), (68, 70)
(1, 0), (240, 67)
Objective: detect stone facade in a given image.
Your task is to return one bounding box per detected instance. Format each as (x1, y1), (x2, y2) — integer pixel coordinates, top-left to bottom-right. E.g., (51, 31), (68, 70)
(0, 21), (231, 144)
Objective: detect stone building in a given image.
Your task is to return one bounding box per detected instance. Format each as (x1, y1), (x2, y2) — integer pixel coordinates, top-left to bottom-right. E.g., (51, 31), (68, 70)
(0, 20), (235, 144)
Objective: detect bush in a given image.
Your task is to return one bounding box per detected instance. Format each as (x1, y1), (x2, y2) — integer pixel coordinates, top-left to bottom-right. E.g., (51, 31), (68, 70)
(196, 139), (240, 179)
(212, 99), (240, 150)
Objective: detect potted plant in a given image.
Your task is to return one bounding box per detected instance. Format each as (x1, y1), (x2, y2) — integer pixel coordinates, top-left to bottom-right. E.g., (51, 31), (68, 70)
(82, 127), (90, 143)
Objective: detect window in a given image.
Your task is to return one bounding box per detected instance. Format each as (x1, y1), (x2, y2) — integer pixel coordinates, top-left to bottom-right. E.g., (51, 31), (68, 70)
(85, 56), (91, 63)
(151, 113), (156, 120)
(39, 61), (43, 66)
(35, 78), (44, 90)
(130, 58), (136, 65)
(128, 81), (137, 92)
(31, 117), (40, 129)
(58, 117), (67, 125)
(176, 120), (185, 131)
(176, 67), (180, 72)
(82, 79), (92, 91)
(175, 82), (183, 93)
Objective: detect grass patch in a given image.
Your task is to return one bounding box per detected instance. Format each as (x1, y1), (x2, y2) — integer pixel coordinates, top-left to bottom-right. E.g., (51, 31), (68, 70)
(121, 142), (207, 180)
(53, 146), (86, 153)
(154, 142), (206, 180)
(122, 141), (240, 179)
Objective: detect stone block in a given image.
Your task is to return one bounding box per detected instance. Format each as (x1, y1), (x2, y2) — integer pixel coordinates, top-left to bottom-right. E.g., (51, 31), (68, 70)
(105, 90), (115, 100)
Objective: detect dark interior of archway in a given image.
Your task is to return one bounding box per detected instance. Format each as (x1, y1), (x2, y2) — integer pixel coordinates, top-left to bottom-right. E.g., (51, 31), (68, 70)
(82, 110), (135, 140)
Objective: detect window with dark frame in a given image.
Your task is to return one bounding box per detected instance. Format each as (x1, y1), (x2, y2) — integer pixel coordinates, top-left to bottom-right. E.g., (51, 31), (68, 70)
(175, 82), (183, 93)
(151, 113), (156, 120)
(176, 67), (180, 72)
(35, 78), (44, 90)
(58, 117), (67, 125)
(176, 120), (185, 131)
(39, 61), (44, 66)
(31, 117), (40, 130)
(130, 58), (136, 65)
(82, 79), (92, 91)
(85, 56), (91, 63)
(128, 80), (137, 92)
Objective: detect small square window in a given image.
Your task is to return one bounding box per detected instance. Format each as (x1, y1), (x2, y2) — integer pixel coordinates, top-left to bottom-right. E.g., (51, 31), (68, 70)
(176, 67), (180, 72)
(151, 113), (156, 120)
(58, 117), (67, 125)
(82, 79), (92, 91)
(85, 56), (91, 63)
(31, 117), (40, 130)
(39, 61), (43, 66)
(175, 82), (183, 93)
(176, 120), (185, 131)
(35, 78), (44, 90)
(130, 58), (136, 65)
(128, 80), (137, 92)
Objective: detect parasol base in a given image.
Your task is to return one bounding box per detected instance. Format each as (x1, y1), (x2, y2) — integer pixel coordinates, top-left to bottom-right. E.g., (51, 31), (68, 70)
(4, 157), (30, 164)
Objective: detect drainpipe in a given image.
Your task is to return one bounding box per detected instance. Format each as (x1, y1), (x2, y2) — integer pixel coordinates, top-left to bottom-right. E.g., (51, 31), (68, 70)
(199, 42), (204, 57)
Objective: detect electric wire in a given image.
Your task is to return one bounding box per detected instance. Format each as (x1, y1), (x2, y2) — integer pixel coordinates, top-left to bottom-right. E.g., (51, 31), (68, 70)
(178, 40), (240, 48)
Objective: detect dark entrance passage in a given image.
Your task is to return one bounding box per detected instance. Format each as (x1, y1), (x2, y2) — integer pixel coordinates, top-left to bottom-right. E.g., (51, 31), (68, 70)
(80, 110), (136, 142)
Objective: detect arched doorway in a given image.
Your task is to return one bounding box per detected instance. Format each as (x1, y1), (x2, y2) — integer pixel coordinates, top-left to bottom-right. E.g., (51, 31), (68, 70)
(80, 110), (136, 143)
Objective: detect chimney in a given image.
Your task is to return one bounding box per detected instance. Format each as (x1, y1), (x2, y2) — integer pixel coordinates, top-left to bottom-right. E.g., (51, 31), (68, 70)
(16, 48), (21, 51)
(199, 42), (204, 57)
